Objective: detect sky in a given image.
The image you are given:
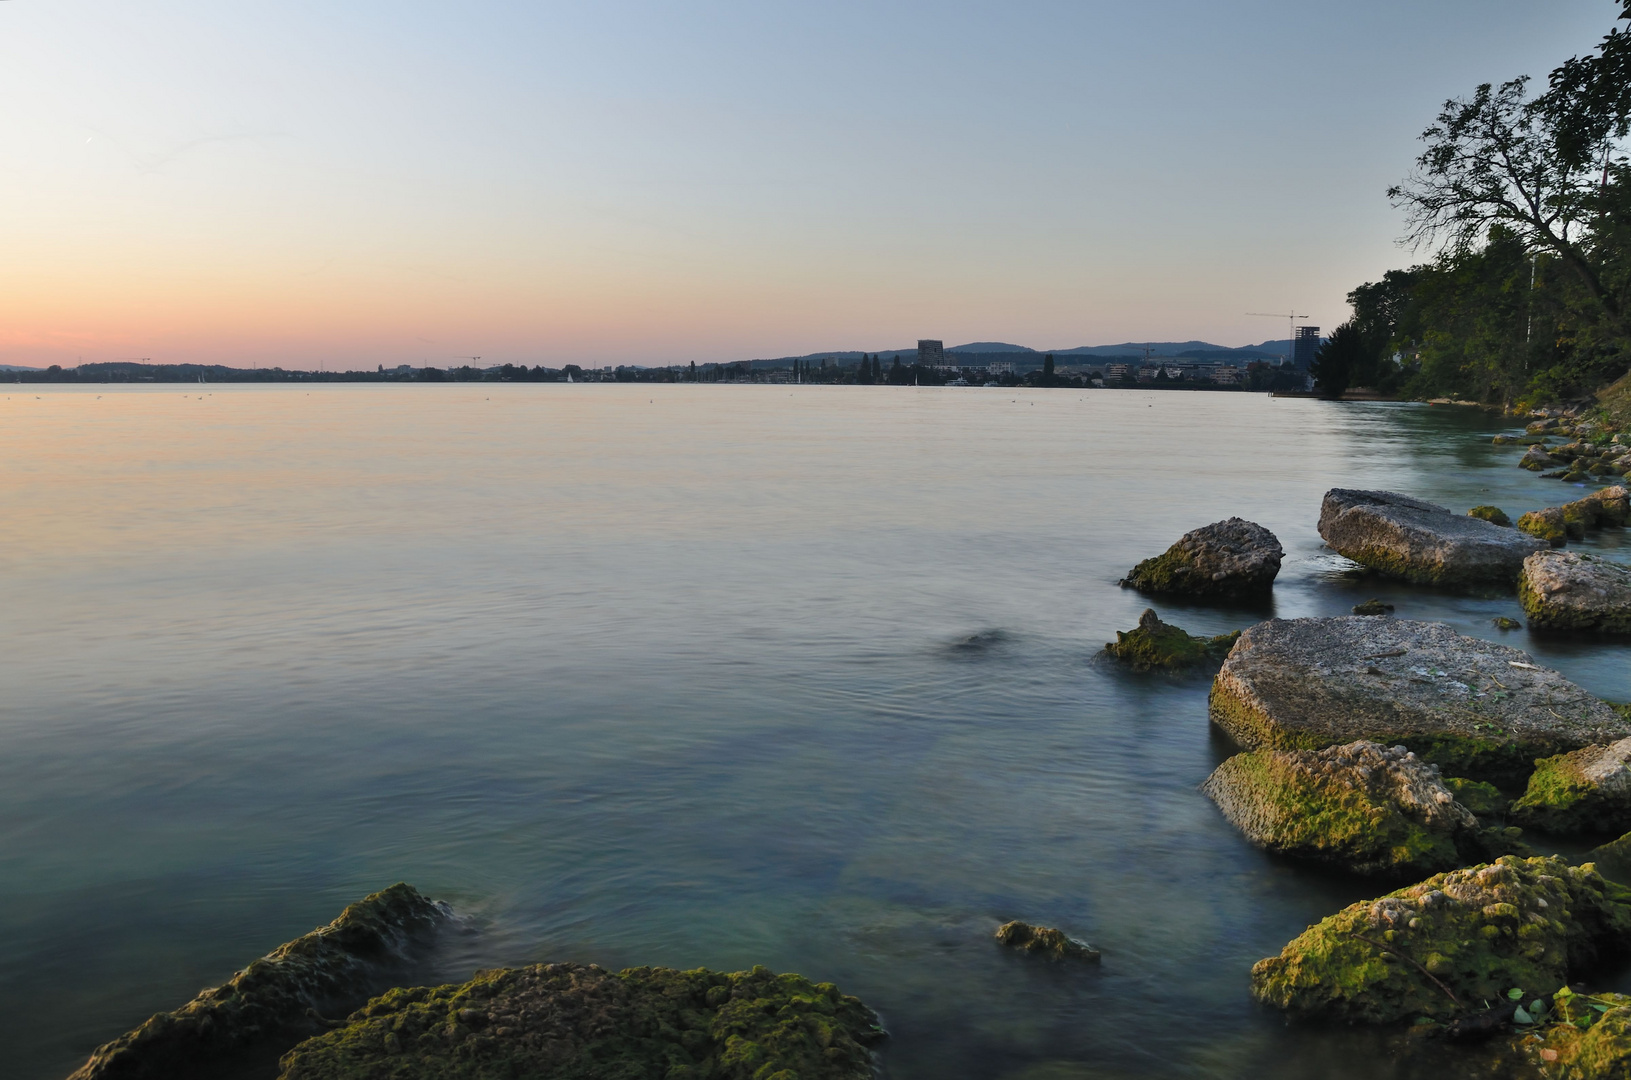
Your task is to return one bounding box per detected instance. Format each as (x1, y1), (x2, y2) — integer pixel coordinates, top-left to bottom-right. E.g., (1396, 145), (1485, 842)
(0, 1), (1622, 369)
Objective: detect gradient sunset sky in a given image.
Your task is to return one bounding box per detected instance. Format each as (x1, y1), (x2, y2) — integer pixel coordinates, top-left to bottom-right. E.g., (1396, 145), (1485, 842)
(0, 1), (1619, 368)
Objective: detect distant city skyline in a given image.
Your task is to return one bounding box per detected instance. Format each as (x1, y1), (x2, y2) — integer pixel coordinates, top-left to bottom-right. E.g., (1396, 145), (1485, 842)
(0, 1), (1619, 369)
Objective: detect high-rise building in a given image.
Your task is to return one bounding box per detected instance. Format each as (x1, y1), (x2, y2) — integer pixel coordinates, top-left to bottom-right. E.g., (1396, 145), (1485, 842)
(917, 339), (944, 366)
(1293, 326), (1321, 370)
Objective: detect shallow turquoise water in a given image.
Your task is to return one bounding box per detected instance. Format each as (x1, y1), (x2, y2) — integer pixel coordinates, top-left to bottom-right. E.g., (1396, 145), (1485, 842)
(1, 385), (1627, 1079)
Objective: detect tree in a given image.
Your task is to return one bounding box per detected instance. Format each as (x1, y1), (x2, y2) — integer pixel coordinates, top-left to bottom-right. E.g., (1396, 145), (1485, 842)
(1310, 322), (1366, 398)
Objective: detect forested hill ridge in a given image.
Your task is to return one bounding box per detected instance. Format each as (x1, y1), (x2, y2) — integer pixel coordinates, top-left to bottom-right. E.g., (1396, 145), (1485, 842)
(1309, 0), (1631, 417)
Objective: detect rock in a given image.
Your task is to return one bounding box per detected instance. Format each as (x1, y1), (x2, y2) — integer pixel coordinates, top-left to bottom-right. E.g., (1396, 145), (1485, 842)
(1250, 855), (1631, 1024)
(1352, 599), (1395, 616)
(1519, 551), (1631, 633)
(1579, 485), (1630, 527)
(1529, 419), (1562, 434)
(994, 920), (1101, 962)
(1201, 740), (1495, 877)
(1493, 616), (1523, 631)
(1510, 739), (1631, 835)
(1317, 489), (1547, 589)
(1531, 989), (1631, 1078)
(1121, 517), (1283, 599)
(1103, 608), (1239, 671)
(1524, 446), (1565, 471)
(1519, 507), (1571, 547)
(1209, 617), (1631, 785)
(70, 884), (451, 1080)
(1445, 777), (1510, 818)
(1468, 505), (1513, 527)
(276, 963), (885, 1080)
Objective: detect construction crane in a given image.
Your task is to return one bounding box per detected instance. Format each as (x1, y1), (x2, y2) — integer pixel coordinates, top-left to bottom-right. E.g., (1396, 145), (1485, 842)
(1245, 312), (1307, 366)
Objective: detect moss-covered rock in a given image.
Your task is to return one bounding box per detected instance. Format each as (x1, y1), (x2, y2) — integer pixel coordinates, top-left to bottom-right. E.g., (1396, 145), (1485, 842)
(1201, 741), (1494, 878)
(1209, 617), (1631, 786)
(1445, 777), (1511, 818)
(69, 884), (451, 1080)
(1121, 518), (1283, 599)
(1471, 506), (1514, 527)
(1250, 856), (1631, 1025)
(993, 921), (1101, 962)
(276, 962), (884, 1080)
(1520, 508), (1571, 548)
(1352, 598), (1395, 616)
(1532, 988), (1631, 1079)
(1317, 489), (1546, 589)
(1511, 739), (1631, 836)
(1103, 608), (1239, 671)
(1494, 616), (1524, 631)
(1520, 551), (1631, 634)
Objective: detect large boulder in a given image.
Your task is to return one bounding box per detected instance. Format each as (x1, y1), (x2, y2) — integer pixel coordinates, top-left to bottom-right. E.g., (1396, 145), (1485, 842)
(1201, 740), (1496, 878)
(1524, 445), (1566, 471)
(1121, 518), (1282, 599)
(1251, 855), (1631, 1024)
(1103, 608), (1239, 671)
(1511, 738), (1631, 835)
(994, 920), (1101, 962)
(69, 884), (451, 1080)
(1209, 617), (1631, 785)
(276, 963), (884, 1080)
(1318, 489), (1547, 589)
(1520, 551), (1631, 633)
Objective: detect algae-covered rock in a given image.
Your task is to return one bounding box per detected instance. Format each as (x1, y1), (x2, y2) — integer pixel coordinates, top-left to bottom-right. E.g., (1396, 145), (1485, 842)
(1201, 741), (1489, 877)
(1525, 446), (1566, 471)
(1520, 551), (1631, 634)
(1352, 599), (1395, 616)
(1121, 517), (1283, 599)
(1494, 616), (1524, 631)
(70, 884), (451, 1080)
(1209, 617), (1631, 785)
(1520, 508), (1571, 548)
(276, 962), (884, 1080)
(1318, 489), (1546, 589)
(1511, 739), (1631, 836)
(1533, 988), (1631, 1079)
(1471, 506), (1514, 527)
(1446, 777), (1511, 818)
(1250, 856), (1631, 1025)
(994, 921), (1101, 962)
(1103, 608), (1239, 671)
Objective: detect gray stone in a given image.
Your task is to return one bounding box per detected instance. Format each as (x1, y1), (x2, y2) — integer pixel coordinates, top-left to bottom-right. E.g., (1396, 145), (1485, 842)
(1317, 489), (1547, 589)
(1522, 445), (1564, 470)
(1519, 550), (1631, 633)
(1122, 517), (1283, 599)
(1511, 737), (1631, 834)
(1209, 616), (1631, 785)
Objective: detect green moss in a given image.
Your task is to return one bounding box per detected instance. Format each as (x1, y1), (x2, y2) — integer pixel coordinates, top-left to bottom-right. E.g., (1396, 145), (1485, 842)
(1520, 509), (1569, 548)
(1532, 990), (1631, 1079)
(277, 963), (883, 1080)
(1512, 748), (1631, 836)
(994, 921), (1100, 962)
(1104, 609), (1239, 672)
(1250, 856), (1631, 1025)
(1446, 777), (1510, 818)
(1203, 749), (1470, 878)
(1351, 599), (1395, 616)
(1493, 616), (1524, 630)
(1469, 506), (1512, 527)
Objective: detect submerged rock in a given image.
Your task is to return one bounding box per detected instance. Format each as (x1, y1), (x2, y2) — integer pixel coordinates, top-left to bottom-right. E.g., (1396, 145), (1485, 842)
(1201, 740), (1494, 878)
(1352, 599), (1395, 616)
(1493, 616), (1524, 631)
(1511, 739), (1631, 836)
(70, 884), (451, 1080)
(1519, 551), (1631, 633)
(1469, 506), (1513, 527)
(1318, 489), (1546, 589)
(276, 962), (884, 1080)
(994, 921), (1101, 962)
(1103, 608), (1239, 671)
(1208, 617), (1631, 785)
(1121, 518), (1283, 599)
(1250, 856), (1631, 1025)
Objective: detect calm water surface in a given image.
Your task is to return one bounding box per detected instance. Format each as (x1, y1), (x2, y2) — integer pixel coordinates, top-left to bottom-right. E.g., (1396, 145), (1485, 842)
(3, 385), (1629, 1080)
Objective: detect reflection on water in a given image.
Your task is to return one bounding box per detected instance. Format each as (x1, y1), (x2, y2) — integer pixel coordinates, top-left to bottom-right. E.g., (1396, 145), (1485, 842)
(1, 386), (1626, 1079)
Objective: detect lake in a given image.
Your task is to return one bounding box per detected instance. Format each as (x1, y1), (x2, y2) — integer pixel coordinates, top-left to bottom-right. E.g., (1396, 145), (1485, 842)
(3, 384), (1628, 1079)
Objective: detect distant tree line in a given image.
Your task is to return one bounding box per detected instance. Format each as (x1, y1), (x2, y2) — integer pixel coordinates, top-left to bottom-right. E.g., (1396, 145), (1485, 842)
(1313, 2), (1631, 406)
